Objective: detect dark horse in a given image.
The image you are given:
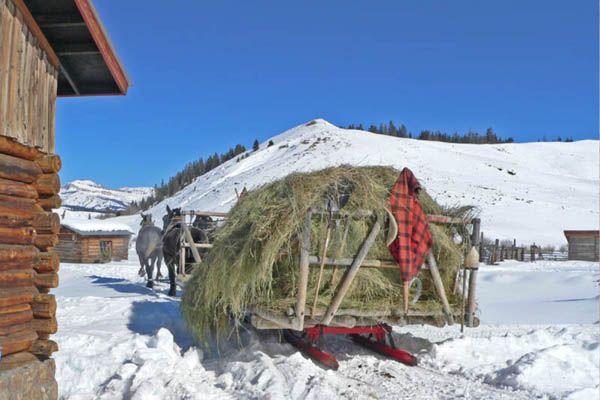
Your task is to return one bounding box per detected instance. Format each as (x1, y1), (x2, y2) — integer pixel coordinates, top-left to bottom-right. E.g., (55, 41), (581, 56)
(161, 206), (209, 296)
(136, 213), (163, 288)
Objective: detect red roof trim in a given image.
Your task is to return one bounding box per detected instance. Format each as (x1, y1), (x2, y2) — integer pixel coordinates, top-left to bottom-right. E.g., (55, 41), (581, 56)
(563, 230), (600, 238)
(73, 0), (130, 95)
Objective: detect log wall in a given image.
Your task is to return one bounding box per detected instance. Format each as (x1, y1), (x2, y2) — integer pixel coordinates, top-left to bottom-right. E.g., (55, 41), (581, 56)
(0, 136), (61, 369)
(0, 0), (58, 154)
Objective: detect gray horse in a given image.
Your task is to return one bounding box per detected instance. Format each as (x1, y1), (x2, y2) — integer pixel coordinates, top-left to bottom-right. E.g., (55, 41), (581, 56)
(136, 213), (163, 288)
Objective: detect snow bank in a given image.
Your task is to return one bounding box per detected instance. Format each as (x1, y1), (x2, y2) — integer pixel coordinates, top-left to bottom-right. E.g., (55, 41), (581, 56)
(422, 326), (599, 399)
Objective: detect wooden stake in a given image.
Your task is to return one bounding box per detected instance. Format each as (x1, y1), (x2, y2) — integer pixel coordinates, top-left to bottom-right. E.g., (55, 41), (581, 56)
(403, 281), (409, 314)
(426, 251), (454, 325)
(294, 210), (312, 330)
(311, 215), (332, 316)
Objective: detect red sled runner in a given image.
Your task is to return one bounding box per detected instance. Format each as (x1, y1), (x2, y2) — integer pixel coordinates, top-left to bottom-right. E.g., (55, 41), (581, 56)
(283, 324), (417, 370)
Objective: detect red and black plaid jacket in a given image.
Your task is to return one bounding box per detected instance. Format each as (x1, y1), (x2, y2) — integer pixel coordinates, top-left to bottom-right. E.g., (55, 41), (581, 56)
(387, 168), (433, 282)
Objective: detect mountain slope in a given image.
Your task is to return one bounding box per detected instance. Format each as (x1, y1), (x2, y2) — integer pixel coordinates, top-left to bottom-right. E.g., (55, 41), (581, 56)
(60, 180), (154, 212)
(121, 119), (598, 245)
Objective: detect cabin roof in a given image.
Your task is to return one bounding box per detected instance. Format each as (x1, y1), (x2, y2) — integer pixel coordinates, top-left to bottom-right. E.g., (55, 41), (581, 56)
(62, 220), (133, 237)
(563, 230), (600, 238)
(19, 0), (130, 96)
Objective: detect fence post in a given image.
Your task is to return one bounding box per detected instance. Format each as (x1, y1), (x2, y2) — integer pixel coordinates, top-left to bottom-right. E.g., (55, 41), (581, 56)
(479, 232), (484, 262)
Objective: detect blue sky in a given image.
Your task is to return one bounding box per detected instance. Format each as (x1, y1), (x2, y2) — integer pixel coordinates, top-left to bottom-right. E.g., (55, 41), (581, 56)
(56, 0), (598, 187)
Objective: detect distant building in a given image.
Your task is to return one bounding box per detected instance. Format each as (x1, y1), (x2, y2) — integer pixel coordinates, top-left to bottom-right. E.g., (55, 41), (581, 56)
(57, 221), (132, 263)
(563, 231), (599, 261)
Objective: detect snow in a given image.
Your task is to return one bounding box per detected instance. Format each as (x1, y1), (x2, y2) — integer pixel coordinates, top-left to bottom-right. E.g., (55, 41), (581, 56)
(61, 218), (133, 235)
(114, 119), (598, 246)
(52, 252), (600, 399)
(60, 180), (153, 213)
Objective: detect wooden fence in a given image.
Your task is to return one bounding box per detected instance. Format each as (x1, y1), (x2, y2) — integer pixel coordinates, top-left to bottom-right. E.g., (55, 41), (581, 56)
(479, 234), (568, 264)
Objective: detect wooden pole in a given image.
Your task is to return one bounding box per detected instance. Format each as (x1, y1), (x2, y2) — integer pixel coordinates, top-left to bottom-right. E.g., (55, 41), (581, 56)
(426, 251), (454, 325)
(294, 210), (312, 330)
(311, 216), (332, 316)
(403, 281), (410, 314)
(320, 214), (382, 326)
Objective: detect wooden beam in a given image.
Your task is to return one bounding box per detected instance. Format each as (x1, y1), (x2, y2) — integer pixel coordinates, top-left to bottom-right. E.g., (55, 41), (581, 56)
(308, 255), (398, 269)
(74, 0), (129, 94)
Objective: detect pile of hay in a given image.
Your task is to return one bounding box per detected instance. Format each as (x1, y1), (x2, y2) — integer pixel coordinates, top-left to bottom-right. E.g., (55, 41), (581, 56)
(182, 166), (472, 340)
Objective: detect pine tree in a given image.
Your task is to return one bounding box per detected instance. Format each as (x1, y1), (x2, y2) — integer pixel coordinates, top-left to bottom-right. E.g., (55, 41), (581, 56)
(399, 124), (408, 138)
(253, 139), (259, 151)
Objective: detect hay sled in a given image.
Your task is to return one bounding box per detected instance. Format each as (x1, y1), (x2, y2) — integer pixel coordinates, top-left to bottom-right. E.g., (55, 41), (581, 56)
(181, 166), (481, 369)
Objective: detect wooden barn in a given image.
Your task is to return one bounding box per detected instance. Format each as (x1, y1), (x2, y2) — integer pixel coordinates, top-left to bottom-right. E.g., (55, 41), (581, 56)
(57, 222), (132, 263)
(564, 230), (599, 262)
(0, 0), (129, 398)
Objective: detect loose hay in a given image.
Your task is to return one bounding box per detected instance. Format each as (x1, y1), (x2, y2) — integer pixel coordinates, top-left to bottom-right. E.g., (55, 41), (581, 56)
(182, 166), (474, 341)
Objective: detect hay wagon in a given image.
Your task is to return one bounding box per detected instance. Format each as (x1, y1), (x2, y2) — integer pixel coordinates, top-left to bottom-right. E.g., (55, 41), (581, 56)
(180, 205), (481, 369)
(241, 208), (481, 368)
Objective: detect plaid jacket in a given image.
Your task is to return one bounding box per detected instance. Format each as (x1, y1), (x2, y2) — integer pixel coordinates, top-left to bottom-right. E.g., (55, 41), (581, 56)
(387, 168), (433, 282)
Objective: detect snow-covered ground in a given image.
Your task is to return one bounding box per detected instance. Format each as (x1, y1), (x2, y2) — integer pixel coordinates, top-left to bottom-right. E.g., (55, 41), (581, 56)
(112, 119), (598, 247)
(60, 180), (153, 213)
(53, 252), (599, 400)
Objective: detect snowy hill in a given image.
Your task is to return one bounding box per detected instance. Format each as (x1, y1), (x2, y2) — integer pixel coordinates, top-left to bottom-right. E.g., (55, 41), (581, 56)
(60, 180), (154, 213)
(120, 119), (597, 245)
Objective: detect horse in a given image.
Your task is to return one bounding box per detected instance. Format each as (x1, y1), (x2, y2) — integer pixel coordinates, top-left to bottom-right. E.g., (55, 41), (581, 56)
(136, 213), (163, 289)
(161, 205), (209, 296)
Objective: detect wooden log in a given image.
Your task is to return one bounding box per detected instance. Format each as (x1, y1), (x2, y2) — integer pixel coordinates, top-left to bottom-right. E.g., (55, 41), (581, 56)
(0, 153), (42, 183)
(33, 173), (60, 195)
(294, 210), (312, 330)
(0, 286), (38, 308)
(32, 294), (56, 318)
(0, 352), (38, 372)
(321, 214), (382, 326)
(30, 338), (58, 357)
(34, 233), (58, 249)
(36, 251), (59, 273)
(0, 177), (38, 198)
(0, 329), (38, 356)
(35, 154), (61, 173)
(426, 252), (455, 325)
(0, 225), (35, 245)
(32, 211), (60, 234)
(0, 303), (30, 315)
(32, 316), (57, 334)
(0, 193), (44, 219)
(0, 134), (40, 161)
(0, 321), (32, 336)
(0, 243), (38, 263)
(0, 269), (34, 288)
(0, 309), (33, 328)
(34, 272), (58, 289)
(38, 194), (61, 210)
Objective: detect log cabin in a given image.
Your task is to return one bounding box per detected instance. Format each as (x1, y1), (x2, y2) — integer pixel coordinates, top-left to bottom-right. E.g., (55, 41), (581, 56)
(0, 0), (129, 398)
(564, 230), (600, 262)
(57, 221), (132, 263)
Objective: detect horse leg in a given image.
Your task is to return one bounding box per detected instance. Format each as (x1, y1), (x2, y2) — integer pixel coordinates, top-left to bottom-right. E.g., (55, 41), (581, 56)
(156, 253), (163, 280)
(145, 258), (154, 289)
(137, 253), (146, 277)
(167, 260), (177, 297)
